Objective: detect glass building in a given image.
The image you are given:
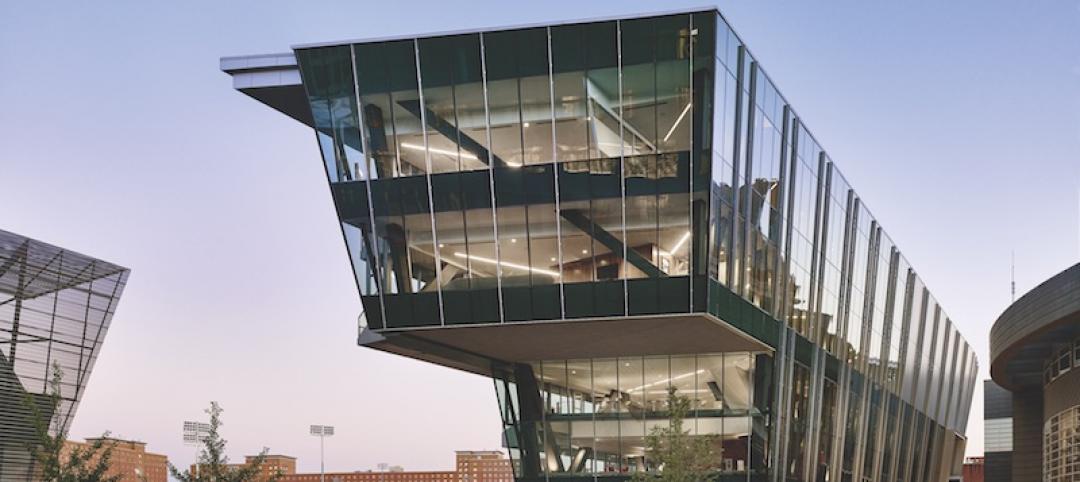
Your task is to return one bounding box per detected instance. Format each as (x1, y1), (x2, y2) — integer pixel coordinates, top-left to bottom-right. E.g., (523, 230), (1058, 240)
(0, 229), (130, 480)
(224, 8), (977, 481)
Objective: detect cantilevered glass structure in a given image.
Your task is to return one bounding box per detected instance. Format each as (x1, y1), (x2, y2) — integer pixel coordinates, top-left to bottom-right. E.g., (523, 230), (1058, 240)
(0, 229), (130, 480)
(224, 8), (978, 481)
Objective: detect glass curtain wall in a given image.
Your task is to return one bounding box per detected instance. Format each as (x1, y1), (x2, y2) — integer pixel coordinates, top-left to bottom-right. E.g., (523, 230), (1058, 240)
(306, 13), (703, 328)
(495, 352), (761, 478)
(294, 10), (982, 481)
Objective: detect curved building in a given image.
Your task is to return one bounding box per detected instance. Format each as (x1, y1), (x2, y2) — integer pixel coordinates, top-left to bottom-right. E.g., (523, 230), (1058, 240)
(224, 8), (978, 481)
(990, 262), (1080, 482)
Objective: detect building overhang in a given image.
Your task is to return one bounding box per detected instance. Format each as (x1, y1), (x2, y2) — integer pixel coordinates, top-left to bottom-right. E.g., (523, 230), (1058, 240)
(220, 53), (312, 127)
(360, 313), (772, 377)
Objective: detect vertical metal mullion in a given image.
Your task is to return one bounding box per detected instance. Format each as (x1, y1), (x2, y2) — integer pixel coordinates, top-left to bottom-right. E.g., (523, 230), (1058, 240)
(617, 20), (629, 315)
(413, 39), (445, 326)
(881, 248), (899, 391)
(744, 352), (754, 482)
(773, 105), (792, 318)
(805, 348), (825, 482)
(739, 62), (758, 299)
(829, 365), (843, 482)
(887, 270), (914, 482)
(836, 190), (856, 360)
(874, 250), (900, 482)
(479, 33), (505, 323)
(546, 27), (565, 320)
(851, 367), (871, 482)
(687, 14), (695, 312)
(864, 224), (882, 378)
(782, 117), (800, 325)
(804, 155), (826, 345)
(771, 328), (795, 482)
(727, 46), (746, 289)
(768, 330), (784, 482)
(350, 43), (389, 327)
(807, 157), (829, 346)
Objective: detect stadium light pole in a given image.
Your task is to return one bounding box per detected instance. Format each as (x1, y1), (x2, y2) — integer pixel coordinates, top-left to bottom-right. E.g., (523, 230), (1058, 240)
(182, 420), (210, 477)
(310, 425), (334, 482)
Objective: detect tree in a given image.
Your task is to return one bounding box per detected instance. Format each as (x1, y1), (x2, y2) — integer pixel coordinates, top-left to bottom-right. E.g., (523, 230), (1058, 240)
(169, 402), (281, 482)
(631, 387), (720, 482)
(23, 363), (121, 482)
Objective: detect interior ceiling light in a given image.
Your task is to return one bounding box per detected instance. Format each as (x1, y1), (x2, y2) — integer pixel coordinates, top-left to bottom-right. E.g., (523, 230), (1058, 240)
(662, 102), (693, 143)
(670, 230), (692, 254)
(628, 369), (706, 392)
(400, 142), (478, 161)
(453, 252), (559, 278)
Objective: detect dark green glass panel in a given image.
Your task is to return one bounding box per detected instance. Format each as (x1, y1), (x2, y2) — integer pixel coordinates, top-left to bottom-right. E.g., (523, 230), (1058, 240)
(412, 292), (441, 326)
(691, 275), (707, 312)
(330, 181), (370, 220)
(383, 293), (414, 327)
(657, 276), (690, 313)
(361, 296), (384, 330)
(562, 282), (594, 319)
(441, 290), (472, 325)
(467, 289), (498, 323)
(502, 286), (533, 322)
(530, 285), (560, 321)
(430, 173), (464, 212)
(627, 278), (659, 315)
(593, 280), (624, 317)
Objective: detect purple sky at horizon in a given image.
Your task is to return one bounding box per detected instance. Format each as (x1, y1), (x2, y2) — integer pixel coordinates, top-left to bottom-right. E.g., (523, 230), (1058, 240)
(2, 0), (1078, 475)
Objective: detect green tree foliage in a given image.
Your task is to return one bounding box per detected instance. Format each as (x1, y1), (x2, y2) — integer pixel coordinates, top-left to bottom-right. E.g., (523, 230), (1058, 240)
(169, 402), (280, 482)
(631, 387), (720, 482)
(23, 363), (121, 482)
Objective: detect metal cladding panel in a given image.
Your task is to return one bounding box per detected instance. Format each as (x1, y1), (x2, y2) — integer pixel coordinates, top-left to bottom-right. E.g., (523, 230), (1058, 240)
(990, 262), (1080, 389)
(0, 230), (129, 480)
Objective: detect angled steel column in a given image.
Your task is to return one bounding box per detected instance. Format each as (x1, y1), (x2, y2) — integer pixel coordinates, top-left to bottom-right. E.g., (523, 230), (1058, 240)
(558, 209), (663, 278)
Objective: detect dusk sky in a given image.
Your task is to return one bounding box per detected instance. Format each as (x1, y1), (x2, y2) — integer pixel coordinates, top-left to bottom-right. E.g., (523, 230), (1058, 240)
(2, 0), (1078, 474)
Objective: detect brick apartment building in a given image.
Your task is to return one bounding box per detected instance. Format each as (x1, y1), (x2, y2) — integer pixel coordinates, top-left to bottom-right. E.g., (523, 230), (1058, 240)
(275, 451), (511, 482)
(63, 438), (168, 482)
(189, 454), (297, 481)
(963, 457), (985, 482)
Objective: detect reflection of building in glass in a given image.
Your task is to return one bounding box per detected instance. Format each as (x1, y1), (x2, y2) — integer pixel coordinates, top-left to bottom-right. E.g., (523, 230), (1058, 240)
(258, 450), (512, 482)
(0, 229), (130, 480)
(989, 263), (1080, 482)
(224, 8), (978, 481)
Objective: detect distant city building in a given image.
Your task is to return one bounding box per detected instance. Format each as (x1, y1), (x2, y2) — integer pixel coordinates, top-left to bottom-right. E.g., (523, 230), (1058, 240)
(189, 454), (297, 481)
(0, 229), (130, 480)
(225, 7), (979, 481)
(275, 451), (511, 482)
(990, 262), (1080, 482)
(962, 456), (984, 482)
(983, 380), (1012, 482)
(283, 470), (456, 482)
(63, 438), (168, 482)
(253, 454), (298, 481)
(456, 451), (513, 481)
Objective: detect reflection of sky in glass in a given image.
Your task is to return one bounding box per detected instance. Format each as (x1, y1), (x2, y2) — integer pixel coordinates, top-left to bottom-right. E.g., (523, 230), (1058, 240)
(1, 0), (1077, 472)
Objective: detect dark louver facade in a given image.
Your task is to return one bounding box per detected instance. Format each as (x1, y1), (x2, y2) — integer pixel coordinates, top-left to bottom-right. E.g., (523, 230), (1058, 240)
(224, 8), (977, 481)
